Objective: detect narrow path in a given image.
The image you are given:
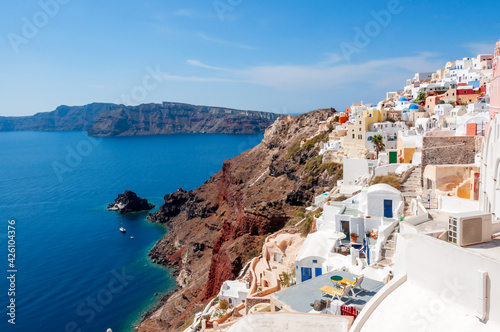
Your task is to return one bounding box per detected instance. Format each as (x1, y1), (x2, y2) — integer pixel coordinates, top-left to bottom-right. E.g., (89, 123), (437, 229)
(400, 167), (422, 216)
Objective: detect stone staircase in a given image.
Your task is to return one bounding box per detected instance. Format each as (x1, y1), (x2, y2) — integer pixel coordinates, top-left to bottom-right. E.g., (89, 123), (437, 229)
(400, 167), (423, 215)
(377, 229), (397, 267)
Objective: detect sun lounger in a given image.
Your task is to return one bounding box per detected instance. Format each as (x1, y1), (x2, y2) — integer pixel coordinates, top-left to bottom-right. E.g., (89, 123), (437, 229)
(343, 275), (365, 296)
(319, 284), (352, 301)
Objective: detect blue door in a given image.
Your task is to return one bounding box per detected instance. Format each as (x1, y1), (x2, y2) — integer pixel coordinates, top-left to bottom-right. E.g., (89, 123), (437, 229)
(384, 200), (393, 218)
(301, 267), (312, 282)
(315, 267), (322, 277)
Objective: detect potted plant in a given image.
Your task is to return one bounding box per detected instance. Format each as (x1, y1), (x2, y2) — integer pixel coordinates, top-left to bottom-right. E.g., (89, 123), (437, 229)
(350, 232), (359, 243)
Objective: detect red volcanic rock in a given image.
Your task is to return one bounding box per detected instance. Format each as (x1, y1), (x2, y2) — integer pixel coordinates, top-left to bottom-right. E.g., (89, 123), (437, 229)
(139, 108), (343, 331)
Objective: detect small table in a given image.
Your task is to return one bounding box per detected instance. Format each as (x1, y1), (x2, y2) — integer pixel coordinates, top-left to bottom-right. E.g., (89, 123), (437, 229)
(331, 275), (347, 288)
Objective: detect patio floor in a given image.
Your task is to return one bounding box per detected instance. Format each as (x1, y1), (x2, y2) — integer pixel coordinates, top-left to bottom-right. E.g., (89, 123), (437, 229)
(273, 270), (384, 312)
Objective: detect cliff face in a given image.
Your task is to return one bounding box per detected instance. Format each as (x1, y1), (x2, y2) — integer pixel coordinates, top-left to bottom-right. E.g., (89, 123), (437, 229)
(0, 102), (279, 136)
(87, 102), (281, 136)
(139, 108), (342, 331)
(0, 103), (116, 131)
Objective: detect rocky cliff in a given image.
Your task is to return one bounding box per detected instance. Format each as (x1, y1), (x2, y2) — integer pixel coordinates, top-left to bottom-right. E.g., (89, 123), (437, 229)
(0, 103), (116, 131)
(0, 102), (279, 136)
(87, 102), (280, 136)
(108, 190), (155, 214)
(138, 108), (342, 331)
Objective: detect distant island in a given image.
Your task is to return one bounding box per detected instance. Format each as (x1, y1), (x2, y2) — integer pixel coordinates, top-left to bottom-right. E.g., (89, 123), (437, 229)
(0, 102), (281, 136)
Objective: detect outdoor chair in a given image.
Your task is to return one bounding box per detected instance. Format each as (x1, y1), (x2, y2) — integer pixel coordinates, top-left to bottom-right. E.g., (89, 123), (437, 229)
(344, 275), (365, 296)
(319, 284), (352, 302)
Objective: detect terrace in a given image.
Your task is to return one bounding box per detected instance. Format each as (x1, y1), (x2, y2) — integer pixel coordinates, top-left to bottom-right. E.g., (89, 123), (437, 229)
(271, 270), (384, 313)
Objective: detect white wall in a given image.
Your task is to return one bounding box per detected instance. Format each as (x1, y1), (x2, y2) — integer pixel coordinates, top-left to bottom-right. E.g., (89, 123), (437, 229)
(323, 204), (341, 224)
(343, 158), (370, 185)
(394, 233), (500, 326)
(438, 195), (480, 213)
(374, 164), (412, 177)
(480, 116), (500, 220)
(366, 190), (403, 218)
(295, 256), (325, 283)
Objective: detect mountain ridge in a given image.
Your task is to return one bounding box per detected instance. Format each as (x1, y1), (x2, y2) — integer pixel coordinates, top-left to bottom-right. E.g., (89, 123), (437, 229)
(0, 102), (281, 135)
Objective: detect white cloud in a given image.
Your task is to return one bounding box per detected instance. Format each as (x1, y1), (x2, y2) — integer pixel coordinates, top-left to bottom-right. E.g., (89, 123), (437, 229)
(85, 84), (117, 90)
(173, 9), (194, 17)
(198, 33), (256, 50)
(321, 52), (345, 64)
(159, 74), (241, 83)
(186, 59), (227, 71)
(180, 52), (441, 92)
(462, 42), (495, 55)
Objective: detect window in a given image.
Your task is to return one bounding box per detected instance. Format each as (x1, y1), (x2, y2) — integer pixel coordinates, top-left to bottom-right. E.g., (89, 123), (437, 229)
(312, 259), (317, 263)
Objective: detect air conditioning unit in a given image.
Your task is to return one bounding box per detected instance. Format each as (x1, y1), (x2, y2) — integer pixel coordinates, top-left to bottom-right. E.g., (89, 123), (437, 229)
(448, 211), (491, 247)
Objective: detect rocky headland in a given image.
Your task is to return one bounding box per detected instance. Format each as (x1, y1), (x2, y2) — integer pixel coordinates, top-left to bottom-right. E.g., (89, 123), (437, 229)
(108, 190), (155, 214)
(138, 108), (342, 331)
(0, 103), (116, 132)
(87, 102), (280, 136)
(0, 102), (280, 136)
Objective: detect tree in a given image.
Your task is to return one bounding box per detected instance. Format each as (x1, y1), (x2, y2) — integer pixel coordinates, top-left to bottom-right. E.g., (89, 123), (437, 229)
(413, 91), (426, 104)
(372, 134), (385, 159)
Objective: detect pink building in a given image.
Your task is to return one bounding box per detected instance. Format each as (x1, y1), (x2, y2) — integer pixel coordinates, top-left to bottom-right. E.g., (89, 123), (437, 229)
(491, 41), (500, 120)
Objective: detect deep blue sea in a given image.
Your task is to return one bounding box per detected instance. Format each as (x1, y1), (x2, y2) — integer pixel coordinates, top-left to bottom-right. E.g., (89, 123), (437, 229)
(0, 131), (263, 332)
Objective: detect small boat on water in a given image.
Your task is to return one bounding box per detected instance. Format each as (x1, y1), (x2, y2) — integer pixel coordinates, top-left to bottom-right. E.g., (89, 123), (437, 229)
(130, 236), (134, 239)
(119, 227), (126, 233)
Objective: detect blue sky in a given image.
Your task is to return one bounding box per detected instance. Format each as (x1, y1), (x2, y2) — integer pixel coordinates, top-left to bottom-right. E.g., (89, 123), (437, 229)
(0, 0), (499, 116)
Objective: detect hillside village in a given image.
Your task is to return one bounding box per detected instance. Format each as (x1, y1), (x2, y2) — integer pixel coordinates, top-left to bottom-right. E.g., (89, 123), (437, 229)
(178, 41), (500, 332)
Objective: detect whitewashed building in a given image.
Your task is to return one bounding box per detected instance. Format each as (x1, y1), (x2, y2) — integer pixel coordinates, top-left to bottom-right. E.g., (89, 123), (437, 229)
(480, 115), (500, 219)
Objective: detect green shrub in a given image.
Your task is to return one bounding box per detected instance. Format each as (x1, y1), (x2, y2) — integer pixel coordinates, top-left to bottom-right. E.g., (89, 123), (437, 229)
(286, 141), (302, 160)
(300, 217), (313, 237)
(371, 174), (401, 189)
(296, 206), (306, 218)
(219, 299), (230, 310)
(318, 162), (342, 176)
(286, 132), (329, 160)
(334, 195), (347, 202)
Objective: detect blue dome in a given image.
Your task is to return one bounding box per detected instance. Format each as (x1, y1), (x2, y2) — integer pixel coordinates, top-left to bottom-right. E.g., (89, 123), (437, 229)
(402, 110), (407, 113)
(409, 104), (419, 110)
(398, 97), (408, 102)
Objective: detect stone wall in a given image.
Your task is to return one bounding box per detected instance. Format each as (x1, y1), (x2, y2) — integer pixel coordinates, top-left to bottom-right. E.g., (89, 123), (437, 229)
(421, 135), (482, 172)
(245, 296), (271, 313)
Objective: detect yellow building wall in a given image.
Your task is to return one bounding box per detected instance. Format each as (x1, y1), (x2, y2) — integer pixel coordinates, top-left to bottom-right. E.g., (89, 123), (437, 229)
(401, 148), (415, 163)
(457, 179), (473, 199)
(360, 110), (387, 130)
